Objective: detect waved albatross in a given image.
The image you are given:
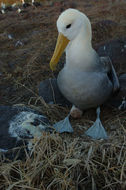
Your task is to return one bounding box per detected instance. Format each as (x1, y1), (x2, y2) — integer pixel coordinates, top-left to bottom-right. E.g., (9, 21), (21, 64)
(49, 9), (120, 138)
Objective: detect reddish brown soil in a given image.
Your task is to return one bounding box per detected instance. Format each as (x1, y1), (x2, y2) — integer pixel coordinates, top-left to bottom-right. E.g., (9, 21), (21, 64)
(0, 0), (126, 106)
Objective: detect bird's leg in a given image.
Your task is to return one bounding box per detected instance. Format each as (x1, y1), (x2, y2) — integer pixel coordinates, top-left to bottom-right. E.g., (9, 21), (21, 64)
(53, 114), (73, 133)
(53, 105), (83, 133)
(85, 107), (108, 139)
(70, 105), (83, 119)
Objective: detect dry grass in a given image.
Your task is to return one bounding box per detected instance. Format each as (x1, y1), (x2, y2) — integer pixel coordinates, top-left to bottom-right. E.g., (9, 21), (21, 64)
(0, 123), (126, 190)
(0, 0), (126, 189)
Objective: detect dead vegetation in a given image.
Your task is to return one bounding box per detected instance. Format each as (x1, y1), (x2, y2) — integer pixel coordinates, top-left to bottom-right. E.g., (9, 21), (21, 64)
(0, 0), (126, 189)
(0, 123), (126, 190)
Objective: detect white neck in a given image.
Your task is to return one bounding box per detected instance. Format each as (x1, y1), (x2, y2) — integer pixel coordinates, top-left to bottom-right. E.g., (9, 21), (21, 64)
(65, 26), (97, 71)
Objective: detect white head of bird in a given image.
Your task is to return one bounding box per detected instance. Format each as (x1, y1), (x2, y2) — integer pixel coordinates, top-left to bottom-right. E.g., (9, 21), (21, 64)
(50, 8), (96, 71)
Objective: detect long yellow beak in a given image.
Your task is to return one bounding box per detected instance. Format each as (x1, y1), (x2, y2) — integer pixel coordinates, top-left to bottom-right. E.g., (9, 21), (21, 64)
(49, 33), (70, 71)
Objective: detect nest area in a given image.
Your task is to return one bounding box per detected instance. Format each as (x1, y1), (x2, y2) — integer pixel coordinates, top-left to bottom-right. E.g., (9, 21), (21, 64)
(0, 0), (126, 189)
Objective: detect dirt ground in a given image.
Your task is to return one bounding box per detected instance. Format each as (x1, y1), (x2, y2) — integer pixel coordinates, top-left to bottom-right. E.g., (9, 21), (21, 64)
(0, 0), (126, 190)
(0, 0), (126, 106)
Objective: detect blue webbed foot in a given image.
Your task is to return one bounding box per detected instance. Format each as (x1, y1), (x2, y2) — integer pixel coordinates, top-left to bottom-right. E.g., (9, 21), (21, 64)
(53, 115), (73, 133)
(85, 107), (108, 139)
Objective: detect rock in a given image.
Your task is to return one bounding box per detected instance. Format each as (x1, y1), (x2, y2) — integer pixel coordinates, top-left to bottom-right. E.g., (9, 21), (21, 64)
(8, 34), (13, 40)
(32, 2), (41, 7)
(96, 37), (126, 109)
(22, 3), (31, 8)
(108, 74), (126, 109)
(39, 78), (71, 107)
(0, 105), (51, 159)
(15, 40), (23, 47)
(5, 6), (13, 11)
(96, 37), (126, 73)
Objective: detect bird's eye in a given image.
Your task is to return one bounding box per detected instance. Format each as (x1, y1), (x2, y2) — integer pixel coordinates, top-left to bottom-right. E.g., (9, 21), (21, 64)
(66, 24), (71, 29)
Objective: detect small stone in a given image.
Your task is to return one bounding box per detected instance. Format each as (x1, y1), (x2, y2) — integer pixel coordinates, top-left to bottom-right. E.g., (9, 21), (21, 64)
(1, 9), (5, 14)
(8, 34), (13, 40)
(15, 40), (23, 47)
(17, 8), (22, 13)
(12, 3), (16, 8)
